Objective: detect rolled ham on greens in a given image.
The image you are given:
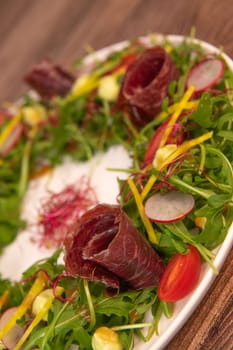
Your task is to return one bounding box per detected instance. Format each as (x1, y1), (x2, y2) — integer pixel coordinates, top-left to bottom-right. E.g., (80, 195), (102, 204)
(25, 59), (75, 100)
(64, 204), (165, 292)
(118, 46), (179, 127)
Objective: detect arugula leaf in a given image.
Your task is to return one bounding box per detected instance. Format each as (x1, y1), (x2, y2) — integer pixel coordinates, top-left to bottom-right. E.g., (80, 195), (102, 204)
(217, 130), (233, 142)
(0, 277), (24, 309)
(0, 196), (25, 251)
(194, 201), (233, 249)
(119, 331), (134, 350)
(95, 298), (133, 319)
(192, 92), (213, 128)
(1, 35), (233, 350)
(22, 249), (64, 280)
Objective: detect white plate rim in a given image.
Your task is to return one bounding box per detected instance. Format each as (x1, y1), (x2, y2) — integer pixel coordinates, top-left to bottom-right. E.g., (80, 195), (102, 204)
(0, 34), (233, 350)
(83, 33), (233, 350)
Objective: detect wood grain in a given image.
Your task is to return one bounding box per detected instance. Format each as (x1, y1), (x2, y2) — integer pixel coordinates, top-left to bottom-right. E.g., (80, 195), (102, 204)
(0, 1), (233, 349)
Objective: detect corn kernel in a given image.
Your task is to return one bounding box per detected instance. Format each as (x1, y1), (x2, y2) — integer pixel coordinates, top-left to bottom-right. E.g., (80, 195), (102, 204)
(92, 326), (123, 350)
(22, 105), (46, 126)
(32, 287), (63, 321)
(194, 216), (206, 229)
(98, 75), (120, 102)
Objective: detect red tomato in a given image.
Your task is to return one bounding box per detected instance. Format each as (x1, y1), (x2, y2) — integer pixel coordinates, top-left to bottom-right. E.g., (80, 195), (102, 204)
(158, 245), (201, 302)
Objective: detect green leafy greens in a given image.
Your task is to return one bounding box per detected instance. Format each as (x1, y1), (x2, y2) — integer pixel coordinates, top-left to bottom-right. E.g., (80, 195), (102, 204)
(0, 34), (232, 349)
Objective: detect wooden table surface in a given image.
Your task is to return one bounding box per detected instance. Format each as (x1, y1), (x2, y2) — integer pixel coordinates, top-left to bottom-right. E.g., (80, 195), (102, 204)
(0, 1), (233, 349)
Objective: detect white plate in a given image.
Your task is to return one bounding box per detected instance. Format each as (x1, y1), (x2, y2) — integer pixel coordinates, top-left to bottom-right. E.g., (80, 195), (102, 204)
(0, 35), (233, 350)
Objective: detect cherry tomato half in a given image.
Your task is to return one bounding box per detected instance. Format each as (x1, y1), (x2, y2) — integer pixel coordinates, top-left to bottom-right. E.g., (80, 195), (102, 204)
(158, 245), (201, 302)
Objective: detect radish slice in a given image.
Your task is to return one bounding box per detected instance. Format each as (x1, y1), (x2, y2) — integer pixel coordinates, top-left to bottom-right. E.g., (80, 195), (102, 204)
(187, 58), (224, 93)
(0, 307), (24, 349)
(144, 191), (195, 223)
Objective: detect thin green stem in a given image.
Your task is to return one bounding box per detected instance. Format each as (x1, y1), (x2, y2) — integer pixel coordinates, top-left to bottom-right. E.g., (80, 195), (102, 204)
(83, 280), (96, 329)
(18, 141), (31, 198)
(198, 144), (206, 174)
(111, 322), (153, 331)
(169, 175), (215, 199)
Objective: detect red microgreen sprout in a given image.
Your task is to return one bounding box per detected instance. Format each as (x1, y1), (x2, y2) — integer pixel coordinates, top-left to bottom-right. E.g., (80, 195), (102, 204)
(38, 176), (98, 248)
(21, 269), (53, 287)
(52, 272), (77, 302)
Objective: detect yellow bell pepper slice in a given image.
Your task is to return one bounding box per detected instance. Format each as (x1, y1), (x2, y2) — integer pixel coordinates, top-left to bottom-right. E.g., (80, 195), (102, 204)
(0, 271), (47, 341)
(0, 291), (10, 311)
(127, 177), (157, 244)
(160, 131), (213, 169)
(0, 113), (21, 150)
(13, 286), (63, 350)
(159, 85), (195, 148)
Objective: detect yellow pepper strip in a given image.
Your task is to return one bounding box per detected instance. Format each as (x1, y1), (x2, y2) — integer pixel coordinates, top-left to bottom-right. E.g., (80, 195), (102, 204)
(160, 131), (213, 169)
(127, 177), (157, 244)
(141, 173), (157, 201)
(71, 60), (127, 100)
(112, 65), (126, 77)
(141, 132), (213, 205)
(71, 74), (99, 98)
(13, 287), (64, 350)
(0, 291), (9, 311)
(138, 88), (199, 213)
(156, 100), (198, 122)
(159, 85), (195, 148)
(164, 43), (173, 54)
(13, 298), (53, 350)
(0, 271), (47, 341)
(0, 113), (21, 150)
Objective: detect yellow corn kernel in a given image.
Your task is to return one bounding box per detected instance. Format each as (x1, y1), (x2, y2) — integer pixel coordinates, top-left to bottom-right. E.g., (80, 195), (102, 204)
(92, 327), (123, 350)
(98, 75), (120, 102)
(32, 286), (63, 321)
(71, 74), (99, 97)
(195, 216), (206, 229)
(22, 105), (46, 127)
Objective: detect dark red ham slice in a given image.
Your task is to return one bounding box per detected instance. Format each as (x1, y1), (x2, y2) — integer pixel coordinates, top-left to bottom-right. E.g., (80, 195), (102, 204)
(118, 47), (179, 127)
(25, 59), (75, 100)
(64, 204), (165, 291)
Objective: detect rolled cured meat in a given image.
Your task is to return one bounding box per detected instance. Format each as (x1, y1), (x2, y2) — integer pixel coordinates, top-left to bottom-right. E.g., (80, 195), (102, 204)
(118, 46), (179, 127)
(64, 204), (165, 291)
(25, 59), (75, 100)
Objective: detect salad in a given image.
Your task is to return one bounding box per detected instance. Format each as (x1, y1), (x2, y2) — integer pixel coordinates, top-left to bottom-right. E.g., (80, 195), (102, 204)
(0, 33), (233, 350)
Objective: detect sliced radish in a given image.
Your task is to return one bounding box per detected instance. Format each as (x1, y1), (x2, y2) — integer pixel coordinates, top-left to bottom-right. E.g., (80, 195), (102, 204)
(0, 307), (24, 349)
(186, 58), (224, 93)
(144, 191), (195, 223)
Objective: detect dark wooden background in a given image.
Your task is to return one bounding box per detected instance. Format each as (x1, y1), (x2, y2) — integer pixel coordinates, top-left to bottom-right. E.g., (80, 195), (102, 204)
(0, 1), (233, 349)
